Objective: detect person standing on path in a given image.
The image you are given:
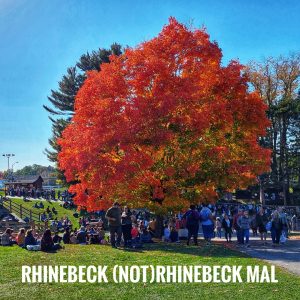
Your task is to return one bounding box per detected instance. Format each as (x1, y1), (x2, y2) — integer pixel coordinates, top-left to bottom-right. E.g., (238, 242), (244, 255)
(200, 204), (215, 244)
(183, 205), (200, 246)
(105, 202), (122, 248)
(237, 210), (251, 247)
(121, 206), (132, 247)
(256, 207), (268, 244)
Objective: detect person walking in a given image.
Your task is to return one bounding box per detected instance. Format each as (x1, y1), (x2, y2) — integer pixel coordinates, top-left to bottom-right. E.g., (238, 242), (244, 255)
(222, 214), (233, 242)
(256, 207), (268, 244)
(105, 202), (122, 248)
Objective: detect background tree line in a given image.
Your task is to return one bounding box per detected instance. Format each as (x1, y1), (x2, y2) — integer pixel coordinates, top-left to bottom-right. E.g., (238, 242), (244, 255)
(246, 54), (300, 205)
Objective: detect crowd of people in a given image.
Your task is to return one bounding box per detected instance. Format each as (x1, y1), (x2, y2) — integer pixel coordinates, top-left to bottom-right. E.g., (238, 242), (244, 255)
(6, 186), (74, 203)
(0, 201), (299, 251)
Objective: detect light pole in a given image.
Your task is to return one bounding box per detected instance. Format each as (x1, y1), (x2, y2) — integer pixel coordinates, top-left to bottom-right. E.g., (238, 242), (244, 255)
(2, 154), (15, 180)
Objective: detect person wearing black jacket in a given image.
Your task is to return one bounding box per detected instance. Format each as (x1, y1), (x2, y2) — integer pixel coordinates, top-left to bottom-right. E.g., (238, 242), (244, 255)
(271, 210), (283, 245)
(62, 227), (71, 244)
(41, 229), (61, 252)
(256, 207), (268, 243)
(222, 214), (233, 242)
(121, 206), (132, 247)
(183, 205), (200, 246)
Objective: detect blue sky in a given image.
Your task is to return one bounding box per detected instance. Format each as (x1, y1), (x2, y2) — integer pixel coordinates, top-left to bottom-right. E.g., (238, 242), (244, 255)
(0, 0), (299, 171)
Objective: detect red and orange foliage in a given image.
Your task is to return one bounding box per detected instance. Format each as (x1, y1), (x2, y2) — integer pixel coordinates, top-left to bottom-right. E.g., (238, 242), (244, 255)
(58, 18), (271, 213)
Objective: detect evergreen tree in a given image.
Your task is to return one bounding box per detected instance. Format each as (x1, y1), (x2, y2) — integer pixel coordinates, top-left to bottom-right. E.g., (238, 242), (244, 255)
(44, 43), (122, 181)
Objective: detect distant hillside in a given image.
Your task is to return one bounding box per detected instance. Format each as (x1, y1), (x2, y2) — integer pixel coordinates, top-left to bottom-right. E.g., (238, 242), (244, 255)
(14, 164), (56, 178)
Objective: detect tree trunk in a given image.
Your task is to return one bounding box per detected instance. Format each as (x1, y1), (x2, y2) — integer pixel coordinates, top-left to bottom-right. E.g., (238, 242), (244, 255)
(155, 215), (164, 238)
(271, 120), (278, 182)
(259, 179), (265, 205)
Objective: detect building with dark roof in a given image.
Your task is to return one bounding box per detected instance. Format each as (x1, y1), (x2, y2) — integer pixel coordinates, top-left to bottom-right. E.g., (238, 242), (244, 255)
(4, 176), (44, 189)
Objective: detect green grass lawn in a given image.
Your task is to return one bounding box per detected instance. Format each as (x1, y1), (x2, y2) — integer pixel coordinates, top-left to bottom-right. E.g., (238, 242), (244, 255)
(7, 197), (79, 228)
(0, 242), (299, 300)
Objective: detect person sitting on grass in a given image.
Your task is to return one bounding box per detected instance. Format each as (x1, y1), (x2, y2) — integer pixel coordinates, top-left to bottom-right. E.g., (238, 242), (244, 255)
(89, 226), (96, 235)
(24, 229), (38, 248)
(89, 234), (100, 244)
(162, 225), (171, 242)
(62, 227), (71, 244)
(41, 211), (47, 222)
(140, 228), (153, 243)
(76, 226), (87, 244)
(131, 223), (139, 242)
(70, 232), (78, 244)
(0, 228), (14, 246)
(16, 228), (26, 247)
(41, 229), (62, 252)
(169, 226), (179, 243)
(53, 232), (62, 244)
(130, 223), (143, 249)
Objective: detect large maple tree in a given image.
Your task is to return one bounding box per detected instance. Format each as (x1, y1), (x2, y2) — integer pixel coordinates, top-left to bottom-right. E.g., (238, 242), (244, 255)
(58, 18), (271, 213)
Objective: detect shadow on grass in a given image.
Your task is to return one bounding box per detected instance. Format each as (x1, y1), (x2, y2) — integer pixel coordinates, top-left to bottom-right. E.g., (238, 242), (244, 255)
(116, 240), (248, 258)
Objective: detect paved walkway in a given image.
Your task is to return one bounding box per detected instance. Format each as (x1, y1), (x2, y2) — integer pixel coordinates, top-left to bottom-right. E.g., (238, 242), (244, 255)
(232, 237), (300, 276)
(200, 229), (300, 276)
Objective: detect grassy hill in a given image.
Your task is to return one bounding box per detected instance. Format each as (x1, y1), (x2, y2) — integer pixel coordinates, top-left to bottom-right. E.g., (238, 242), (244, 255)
(0, 242), (299, 300)
(3, 197), (79, 228)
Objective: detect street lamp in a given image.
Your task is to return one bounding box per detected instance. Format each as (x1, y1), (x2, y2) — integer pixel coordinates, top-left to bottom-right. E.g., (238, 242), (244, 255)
(2, 154), (15, 171)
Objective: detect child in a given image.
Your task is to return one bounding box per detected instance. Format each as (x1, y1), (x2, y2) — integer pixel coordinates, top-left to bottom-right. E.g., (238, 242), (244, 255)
(131, 224), (139, 241)
(162, 225), (170, 242)
(131, 224), (142, 249)
(216, 217), (222, 238)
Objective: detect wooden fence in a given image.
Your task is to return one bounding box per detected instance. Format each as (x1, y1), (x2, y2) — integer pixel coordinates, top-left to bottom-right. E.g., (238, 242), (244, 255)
(1, 198), (41, 223)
